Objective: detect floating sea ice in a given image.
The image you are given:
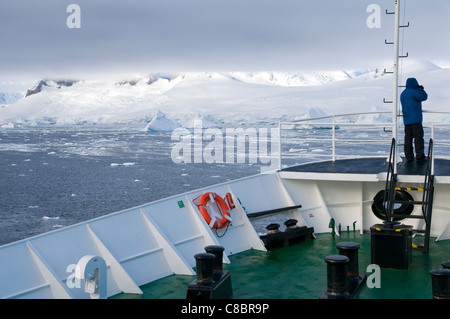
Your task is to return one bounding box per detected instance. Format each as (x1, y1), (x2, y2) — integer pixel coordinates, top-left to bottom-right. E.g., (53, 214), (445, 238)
(110, 162), (136, 167)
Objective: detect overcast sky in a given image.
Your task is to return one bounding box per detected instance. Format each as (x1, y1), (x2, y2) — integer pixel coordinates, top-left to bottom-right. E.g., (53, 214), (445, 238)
(1, 0), (449, 83)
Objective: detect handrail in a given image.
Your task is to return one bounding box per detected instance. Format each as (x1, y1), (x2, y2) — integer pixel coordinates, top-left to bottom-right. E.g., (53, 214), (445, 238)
(277, 110), (450, 171)
(384, 138), (397, 224)
(422, 138), (435, 252)
(278, 111), (395, 169)
(280, 111), (393, 123)
(430, 122), (450, 176)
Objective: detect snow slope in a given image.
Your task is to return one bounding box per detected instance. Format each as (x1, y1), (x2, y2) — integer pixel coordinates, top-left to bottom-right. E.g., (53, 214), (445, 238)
(1, 60), (449, 128)
(0, 92), (23, 105)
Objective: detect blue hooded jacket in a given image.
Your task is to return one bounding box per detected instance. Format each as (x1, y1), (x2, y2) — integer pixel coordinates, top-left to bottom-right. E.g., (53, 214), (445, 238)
(400, 78), (428, 125)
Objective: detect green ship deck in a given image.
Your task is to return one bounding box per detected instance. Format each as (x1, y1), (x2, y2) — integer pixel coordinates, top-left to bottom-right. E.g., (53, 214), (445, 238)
(111, 231), (450, 300)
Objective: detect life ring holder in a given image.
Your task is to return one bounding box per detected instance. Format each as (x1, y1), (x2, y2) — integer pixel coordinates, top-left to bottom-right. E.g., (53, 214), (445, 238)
(199, 192), (232, 229)
(371, 189), (415, 221)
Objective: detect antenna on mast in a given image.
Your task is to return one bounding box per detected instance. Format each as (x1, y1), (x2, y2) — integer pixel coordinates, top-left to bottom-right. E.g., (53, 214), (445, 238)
(383, 0), (409, 173)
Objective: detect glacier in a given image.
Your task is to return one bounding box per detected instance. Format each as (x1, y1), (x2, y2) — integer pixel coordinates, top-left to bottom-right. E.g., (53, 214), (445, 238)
(1, 60), (449, 129)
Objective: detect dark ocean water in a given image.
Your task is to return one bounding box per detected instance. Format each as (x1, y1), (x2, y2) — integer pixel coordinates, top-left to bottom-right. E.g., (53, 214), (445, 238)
(1, 124), (444, 245)
(0, 125), (262, 245)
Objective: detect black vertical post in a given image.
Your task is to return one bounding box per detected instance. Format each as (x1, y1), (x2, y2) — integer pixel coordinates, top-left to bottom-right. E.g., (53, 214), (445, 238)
(194, 253), (215, 286)
(320, 255), (350, 299)
(430, 269), (450, 299)
(442, 260), (450, 269)
(336, 241), (363, 295)
(205, 245), (225, 281)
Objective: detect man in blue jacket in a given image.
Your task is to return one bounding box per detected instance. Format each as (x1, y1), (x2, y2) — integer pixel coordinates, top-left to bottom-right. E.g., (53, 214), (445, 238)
(400, 78), (428, 163)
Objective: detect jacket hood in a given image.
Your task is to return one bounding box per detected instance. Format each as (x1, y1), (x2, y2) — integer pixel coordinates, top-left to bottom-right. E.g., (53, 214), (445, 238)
(406, 78), (419, 88)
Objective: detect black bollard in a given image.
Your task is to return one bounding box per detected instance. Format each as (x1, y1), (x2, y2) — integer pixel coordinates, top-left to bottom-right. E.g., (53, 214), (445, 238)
(430, 268), (450, 299)
(336, 241), (365, 296)
(194, 253), (215, 286)
(320, 255), (350, 299)
(205, 245), (225, 281)
(442, 260), (450, 269)
(284, 219), (298, 230)
(266, 223), (280, 234)
(187, 249), (233, 299)
(336, 242), (360, 277)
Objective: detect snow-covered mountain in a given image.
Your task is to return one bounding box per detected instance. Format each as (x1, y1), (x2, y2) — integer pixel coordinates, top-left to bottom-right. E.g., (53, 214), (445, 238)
(228, 70), (353, 87)
(1, 60), (449, 129)
(0, 92), (23, 105)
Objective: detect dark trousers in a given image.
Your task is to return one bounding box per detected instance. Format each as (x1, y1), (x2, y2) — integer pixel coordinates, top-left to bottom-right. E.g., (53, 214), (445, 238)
(404, 122), (425, 161)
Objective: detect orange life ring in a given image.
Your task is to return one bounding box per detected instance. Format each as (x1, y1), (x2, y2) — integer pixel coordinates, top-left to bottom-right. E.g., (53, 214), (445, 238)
(199, 192), (232, 229)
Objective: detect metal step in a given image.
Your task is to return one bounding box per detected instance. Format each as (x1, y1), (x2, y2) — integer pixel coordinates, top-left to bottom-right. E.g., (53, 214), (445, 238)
(395, 186), (424, 192)
(383, 138), (435, 253)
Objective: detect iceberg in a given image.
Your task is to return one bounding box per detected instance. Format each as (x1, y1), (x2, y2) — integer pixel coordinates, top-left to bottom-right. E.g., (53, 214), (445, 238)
(290, 107), (333, 129)
(181, 113), (222, 129)
(144, 111), (180, 132)
(357, 106), (392, 124)
(0, 122), (16, 129)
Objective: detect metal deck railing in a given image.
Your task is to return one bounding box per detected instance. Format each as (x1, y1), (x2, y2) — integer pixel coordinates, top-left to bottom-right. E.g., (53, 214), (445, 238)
(431, 122), (450, 175)
(277, 110), (450, 171)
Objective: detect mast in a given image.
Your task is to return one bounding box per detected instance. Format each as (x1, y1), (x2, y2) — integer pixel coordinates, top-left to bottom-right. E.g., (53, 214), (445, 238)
(386, 0), (409, 174)
(392, 0), (400, 173)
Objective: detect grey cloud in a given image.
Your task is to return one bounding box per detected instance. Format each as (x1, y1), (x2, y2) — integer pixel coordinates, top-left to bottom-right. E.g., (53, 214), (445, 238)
(0, 0), (449, 81)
